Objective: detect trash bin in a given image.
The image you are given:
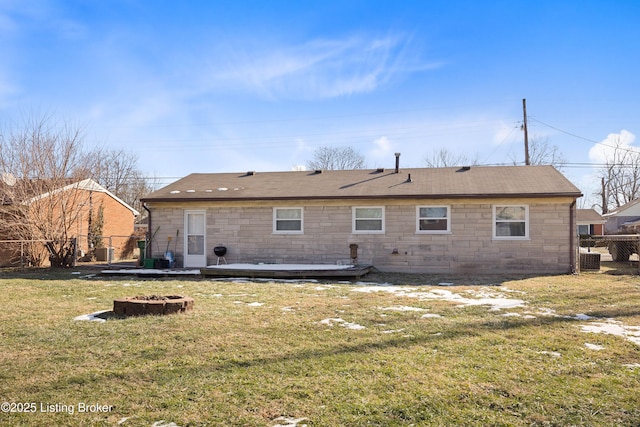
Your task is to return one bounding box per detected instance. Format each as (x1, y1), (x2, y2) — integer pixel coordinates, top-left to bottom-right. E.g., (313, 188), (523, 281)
(137, 240), (146, 266)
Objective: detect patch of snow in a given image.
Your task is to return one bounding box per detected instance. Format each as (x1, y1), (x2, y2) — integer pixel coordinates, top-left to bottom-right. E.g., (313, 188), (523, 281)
(353, 286), (525, 311)
(624, 363), (640, 369)
(152, 422), (181, 427)
(73, 310), (110, 323)
(421, 313), (442, 318)
(247, 302), (264, 307)
(382, 328), (405, 334)
(71, 271), (81, 275)
(320, 318), (365, 330)
(437, 282), (454, 286)
(585, 343), (605, 351)
(580, 319), (640, 346)
(573, 313), (592, 320)
(529, 308), (558, 317)
(538, 351), (562, 358)
(381, 306), (427, 312)
(218, 187), (228, 191)
(502, 312), (521, 317)
(272, 416), (308, 427)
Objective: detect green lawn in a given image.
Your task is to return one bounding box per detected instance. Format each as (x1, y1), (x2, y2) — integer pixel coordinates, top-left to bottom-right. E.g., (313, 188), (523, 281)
(0, 268), (639, 426)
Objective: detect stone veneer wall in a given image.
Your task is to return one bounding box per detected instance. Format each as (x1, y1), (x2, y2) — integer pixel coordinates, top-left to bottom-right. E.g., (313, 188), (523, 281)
(148, 198), (575, 274)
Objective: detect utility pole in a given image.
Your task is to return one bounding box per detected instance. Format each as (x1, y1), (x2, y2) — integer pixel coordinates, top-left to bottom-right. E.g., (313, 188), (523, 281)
(522, 98), (530, 165)
(601, 177), (608, 214)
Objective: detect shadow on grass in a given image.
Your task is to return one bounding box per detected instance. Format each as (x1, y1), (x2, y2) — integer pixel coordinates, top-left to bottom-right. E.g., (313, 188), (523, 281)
(203, 307), (640, 373)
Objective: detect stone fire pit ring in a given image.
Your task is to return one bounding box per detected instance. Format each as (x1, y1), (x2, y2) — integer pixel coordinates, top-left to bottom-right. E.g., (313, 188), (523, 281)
(113, 295), (194, 316)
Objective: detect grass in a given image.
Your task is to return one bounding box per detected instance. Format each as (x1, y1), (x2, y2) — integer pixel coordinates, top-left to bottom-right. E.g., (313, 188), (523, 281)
(0, 266), (639, 426)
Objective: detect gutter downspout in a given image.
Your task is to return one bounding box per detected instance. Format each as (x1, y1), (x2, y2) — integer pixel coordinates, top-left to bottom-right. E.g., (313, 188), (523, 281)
(570, 200), (576, 273)
(143, 202), (152, 260)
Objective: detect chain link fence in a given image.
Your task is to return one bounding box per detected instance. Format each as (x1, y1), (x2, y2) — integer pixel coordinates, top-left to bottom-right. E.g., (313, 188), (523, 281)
(579, 235), (640, 272)
(0, 234), (143, 268)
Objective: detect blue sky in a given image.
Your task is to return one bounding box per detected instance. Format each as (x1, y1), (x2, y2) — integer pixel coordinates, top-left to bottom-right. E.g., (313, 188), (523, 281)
(1, 0), (639, 207)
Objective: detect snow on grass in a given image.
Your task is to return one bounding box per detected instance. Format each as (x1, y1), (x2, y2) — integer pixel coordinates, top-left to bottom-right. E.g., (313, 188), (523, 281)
(585, 343), (605, 351)
(580, 319), (640, 346)
(271, 416), (308, 427)
(353, 286), (525, 311)
(320, 318), (366, 330)
(421, 313), (442, 318)
(538, 351), (562, 358)
(381, 306), (428, 312)
(73, 310), (110, 322)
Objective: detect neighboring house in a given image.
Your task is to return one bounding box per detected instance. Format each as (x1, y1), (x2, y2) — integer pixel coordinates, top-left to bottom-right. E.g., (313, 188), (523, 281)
(141, 164), (582, 274)
(0, 178), (139, 266)
(577, 209), (605, 235)
(602, 199), (640, 234)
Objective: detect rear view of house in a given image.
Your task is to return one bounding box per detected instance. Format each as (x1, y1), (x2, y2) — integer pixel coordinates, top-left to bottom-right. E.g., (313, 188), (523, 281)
(141, 164), (582, 274)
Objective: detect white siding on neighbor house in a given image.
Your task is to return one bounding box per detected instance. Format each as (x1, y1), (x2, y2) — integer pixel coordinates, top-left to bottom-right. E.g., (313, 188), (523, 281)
(147, 197), (575, 274)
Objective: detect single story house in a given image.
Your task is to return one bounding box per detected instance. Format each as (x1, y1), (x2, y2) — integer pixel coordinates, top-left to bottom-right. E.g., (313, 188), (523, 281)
(602, 199), (640, 234)
(576, 209), (605, 236)
(141, 164), (582, 274)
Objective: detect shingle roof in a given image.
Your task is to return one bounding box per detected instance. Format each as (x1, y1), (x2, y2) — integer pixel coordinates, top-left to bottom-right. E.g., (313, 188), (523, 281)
(577, 208), (604, 222)
(141, 165), (582, 202)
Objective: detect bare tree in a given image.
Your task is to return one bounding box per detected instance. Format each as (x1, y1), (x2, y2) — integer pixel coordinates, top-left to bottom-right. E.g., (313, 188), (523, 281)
(306, 146), (366, 170)
(510, 136), (567, 169)
(0, 113), (99, 266)
(424, 148), (478, 168)
(90, 148), (154, 216)
(594, 136), (640, 213)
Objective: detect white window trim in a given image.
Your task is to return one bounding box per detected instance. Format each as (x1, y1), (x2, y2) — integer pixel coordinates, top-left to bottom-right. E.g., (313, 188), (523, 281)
(416, 205), (451, 234)
(352, 206), (385, 234)
(493, 205), (529, 240)
(273, 207), (304, 234)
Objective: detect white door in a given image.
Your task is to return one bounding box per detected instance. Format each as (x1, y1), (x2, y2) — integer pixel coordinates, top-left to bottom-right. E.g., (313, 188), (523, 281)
(184, 210), (207, 267)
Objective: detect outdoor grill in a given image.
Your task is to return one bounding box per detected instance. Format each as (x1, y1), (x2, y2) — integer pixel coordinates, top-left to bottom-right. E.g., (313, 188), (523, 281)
(214, 246), (227, 265)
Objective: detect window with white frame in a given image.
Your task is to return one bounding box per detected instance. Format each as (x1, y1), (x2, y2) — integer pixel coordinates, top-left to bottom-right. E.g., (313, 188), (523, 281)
(353, 207), (385, 233)
(417, 206), (450, 233)
(493, 205), (529, 239)
(273, 207), (303, 233)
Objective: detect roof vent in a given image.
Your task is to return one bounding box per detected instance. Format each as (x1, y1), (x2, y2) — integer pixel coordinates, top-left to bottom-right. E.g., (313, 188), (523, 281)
(246, 171), (255, 176)
(395, 153), (401, 173)
(376, 167), (385, 173)
(457, 166), (471, 172)
(406, 173), (412, 183)
(314, 169), (323, 174)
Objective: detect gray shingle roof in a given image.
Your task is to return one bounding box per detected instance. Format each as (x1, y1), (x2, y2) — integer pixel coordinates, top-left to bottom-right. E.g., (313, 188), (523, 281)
(142, 165), (582, 202)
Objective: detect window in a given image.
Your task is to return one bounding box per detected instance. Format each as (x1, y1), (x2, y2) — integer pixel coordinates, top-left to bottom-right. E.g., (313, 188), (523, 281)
(353, 207), (385, 233)
(578, 224), (590, 235)
(493, 205), (529, 239)
(417, 206), (450, 233)
(273, 208), (303, 233)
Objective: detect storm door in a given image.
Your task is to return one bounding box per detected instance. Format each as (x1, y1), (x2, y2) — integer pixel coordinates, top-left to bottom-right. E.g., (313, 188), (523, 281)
(184, 210), (207, 267)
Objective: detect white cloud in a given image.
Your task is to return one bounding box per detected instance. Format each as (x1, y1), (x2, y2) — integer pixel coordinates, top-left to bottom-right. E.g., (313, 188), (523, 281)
(588, 130), (637, 163)
(211, 33), (440, 100)
(368, 136), (394, 164)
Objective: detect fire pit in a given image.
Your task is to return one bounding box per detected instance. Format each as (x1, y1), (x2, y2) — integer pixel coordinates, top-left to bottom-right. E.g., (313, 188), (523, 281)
(113, 295), (194, 316)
